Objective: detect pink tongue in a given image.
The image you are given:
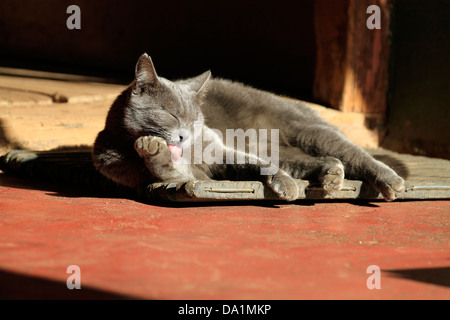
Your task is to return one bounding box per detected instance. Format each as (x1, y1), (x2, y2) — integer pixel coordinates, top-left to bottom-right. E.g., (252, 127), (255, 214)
(167, 144), (182, 162)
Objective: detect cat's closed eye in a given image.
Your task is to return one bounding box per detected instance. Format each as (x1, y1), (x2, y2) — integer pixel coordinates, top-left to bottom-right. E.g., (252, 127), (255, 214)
(168, 112), (180, 124)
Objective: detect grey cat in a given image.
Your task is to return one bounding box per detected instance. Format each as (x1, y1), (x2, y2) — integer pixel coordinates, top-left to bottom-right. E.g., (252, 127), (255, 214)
(93, 53), (405, 201)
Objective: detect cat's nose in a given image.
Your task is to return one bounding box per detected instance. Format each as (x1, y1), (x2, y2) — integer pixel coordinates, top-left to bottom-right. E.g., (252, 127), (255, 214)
(179, 133), (189, 143)
(177, 129), (190, 144)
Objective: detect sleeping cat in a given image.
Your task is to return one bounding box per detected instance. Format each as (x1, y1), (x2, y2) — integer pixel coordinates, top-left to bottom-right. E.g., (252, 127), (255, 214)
(92, 53), (405, 201)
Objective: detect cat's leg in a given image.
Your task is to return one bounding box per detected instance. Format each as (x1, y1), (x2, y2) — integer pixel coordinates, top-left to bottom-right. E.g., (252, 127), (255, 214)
(93, 148), (150, 191)
(135, 137), (300, 200)
(209, 162), (300, 201)
(279, 153), (345, 196)
(209, 148), (300, 201)
(93, 130), (151, 191)
(267, 169), (301, 201)
(318, 157), (345, 195)
(198, 127), (298, 200)
(134, 136), (198, 183)
(290, 124), (405, 201)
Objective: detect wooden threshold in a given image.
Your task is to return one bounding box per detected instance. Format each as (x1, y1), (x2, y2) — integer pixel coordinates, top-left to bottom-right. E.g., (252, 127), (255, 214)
(1, 149), (449, 202)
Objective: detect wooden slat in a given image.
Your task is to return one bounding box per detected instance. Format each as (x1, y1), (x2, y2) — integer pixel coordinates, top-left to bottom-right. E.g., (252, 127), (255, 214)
(313, 0), (392, 128)
(0, 75), (125, 105)
(1, 149), (449, 202)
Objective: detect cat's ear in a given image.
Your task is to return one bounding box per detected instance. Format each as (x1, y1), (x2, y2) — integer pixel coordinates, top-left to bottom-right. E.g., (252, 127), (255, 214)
(134, 53), (160, 92)
(187, 70), (211, 94)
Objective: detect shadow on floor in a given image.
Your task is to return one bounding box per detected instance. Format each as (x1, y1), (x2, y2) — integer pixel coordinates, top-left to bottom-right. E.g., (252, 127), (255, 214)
(0, 269), (139, 299)
(385, 266), (450, 288)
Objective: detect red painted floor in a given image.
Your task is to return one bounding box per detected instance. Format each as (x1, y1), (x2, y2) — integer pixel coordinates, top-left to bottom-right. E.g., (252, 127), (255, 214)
(0, 174), (449, 299)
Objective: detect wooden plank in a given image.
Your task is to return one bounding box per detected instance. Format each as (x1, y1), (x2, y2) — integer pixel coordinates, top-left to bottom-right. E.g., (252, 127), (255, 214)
(0, 99), (113, 155)
(0, 87), (52, 106)
(1, 149), (449, 202)
(0, 67), (117, 83)
(313, 0), (349, 109)
(0, 75), (125, 105)
(147, 178), (450, 202)
(313, 0), (392, 128)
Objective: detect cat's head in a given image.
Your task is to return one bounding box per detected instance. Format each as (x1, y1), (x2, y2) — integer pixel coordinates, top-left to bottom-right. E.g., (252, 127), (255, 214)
(124, 53), (210, 150)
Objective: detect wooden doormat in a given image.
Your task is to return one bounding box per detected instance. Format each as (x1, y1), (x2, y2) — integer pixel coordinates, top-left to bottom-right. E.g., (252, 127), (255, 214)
(1, 149), (449, 202)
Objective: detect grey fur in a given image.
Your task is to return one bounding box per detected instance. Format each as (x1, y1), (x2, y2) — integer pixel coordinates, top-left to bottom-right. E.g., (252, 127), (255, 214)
(93, 53), (405, 201)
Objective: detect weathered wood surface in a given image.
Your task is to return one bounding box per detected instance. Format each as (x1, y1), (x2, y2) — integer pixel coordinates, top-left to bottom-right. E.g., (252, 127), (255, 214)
(0, 73), (126, 155)
(1, 149), (449, 202)
(313, 0), (392, 128)
(0, 74), (125, 105)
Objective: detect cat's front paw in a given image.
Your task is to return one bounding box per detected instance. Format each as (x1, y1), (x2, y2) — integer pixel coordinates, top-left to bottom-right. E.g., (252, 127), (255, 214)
(268, 173), (299, 201)
(376, 174), (405, 201)
(134, 136), (169, 159)
(319, 160), (345, 196)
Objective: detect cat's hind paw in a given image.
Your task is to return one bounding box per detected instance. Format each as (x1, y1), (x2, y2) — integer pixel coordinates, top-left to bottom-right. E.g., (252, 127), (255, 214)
(376, 174), (405, 201)
(268, 173), (299, 201)
(319, 160), (345, 196)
